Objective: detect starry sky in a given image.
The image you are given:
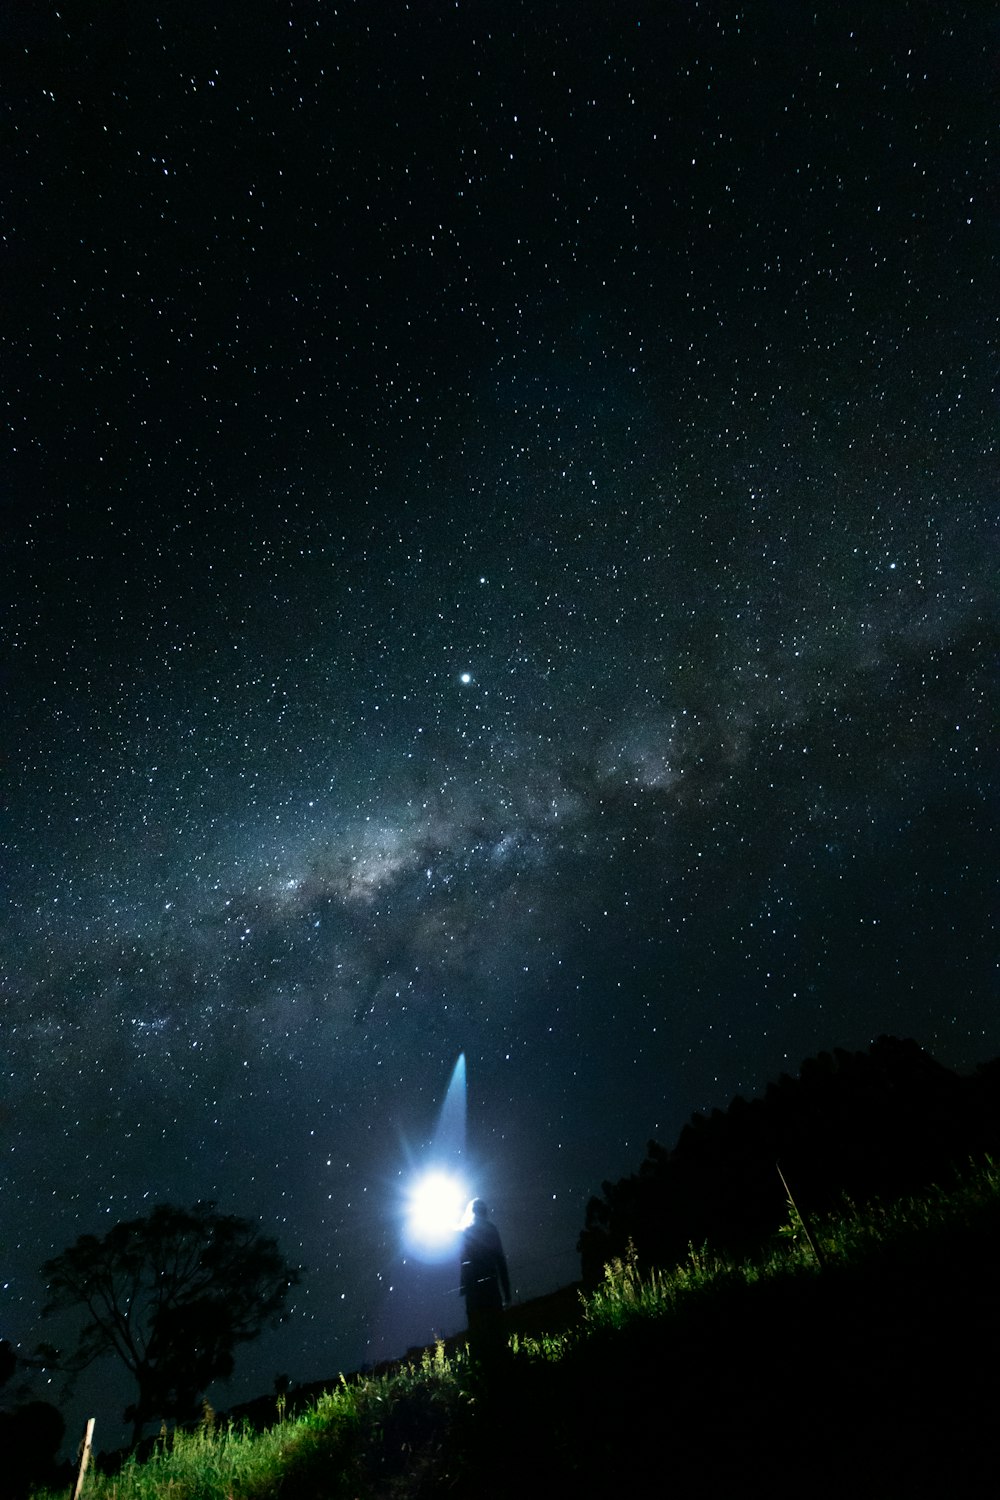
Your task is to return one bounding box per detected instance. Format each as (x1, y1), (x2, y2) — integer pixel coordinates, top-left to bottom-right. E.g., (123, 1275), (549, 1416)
(3, 0), (996, 1443)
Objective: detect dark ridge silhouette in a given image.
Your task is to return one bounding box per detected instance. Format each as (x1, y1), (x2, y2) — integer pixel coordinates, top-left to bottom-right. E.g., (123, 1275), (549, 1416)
(578, 1035), (1000, 1283)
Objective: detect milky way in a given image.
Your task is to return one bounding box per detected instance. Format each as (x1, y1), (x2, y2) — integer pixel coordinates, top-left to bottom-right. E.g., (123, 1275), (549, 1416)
(3, 1), (995, 1443)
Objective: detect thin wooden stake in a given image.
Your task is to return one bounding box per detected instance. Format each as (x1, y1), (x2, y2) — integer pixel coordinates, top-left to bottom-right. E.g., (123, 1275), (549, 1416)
(776, 1161), (825, 1268)
(71, 1417), (95, 1500)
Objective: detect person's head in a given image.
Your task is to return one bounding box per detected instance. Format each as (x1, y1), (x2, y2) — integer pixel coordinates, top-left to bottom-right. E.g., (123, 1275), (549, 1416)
(469, 1198), (489, 1220)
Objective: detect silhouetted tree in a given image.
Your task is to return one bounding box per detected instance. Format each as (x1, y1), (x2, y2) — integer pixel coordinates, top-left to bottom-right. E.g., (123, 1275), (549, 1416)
(39, 1201), (301, 1444)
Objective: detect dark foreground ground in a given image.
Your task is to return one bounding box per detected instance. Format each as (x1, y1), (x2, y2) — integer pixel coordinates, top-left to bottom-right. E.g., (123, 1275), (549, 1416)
(447, 1212), (1000, 1500)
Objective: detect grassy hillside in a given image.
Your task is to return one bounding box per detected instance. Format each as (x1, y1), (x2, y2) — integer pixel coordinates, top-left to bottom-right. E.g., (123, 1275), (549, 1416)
(35, 1159), (1000, 1499)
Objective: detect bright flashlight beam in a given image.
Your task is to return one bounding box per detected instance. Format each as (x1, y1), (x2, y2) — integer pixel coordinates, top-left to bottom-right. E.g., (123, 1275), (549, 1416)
(404, 1170), (467, 1256)
(432, 1053), (466, 1157)
(401, 1054), (470, 1262)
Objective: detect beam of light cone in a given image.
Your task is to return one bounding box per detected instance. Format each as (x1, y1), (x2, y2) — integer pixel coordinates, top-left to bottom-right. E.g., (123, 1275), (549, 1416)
(431, 1052), (466, 1158)
(402, 1053), (468, 1261)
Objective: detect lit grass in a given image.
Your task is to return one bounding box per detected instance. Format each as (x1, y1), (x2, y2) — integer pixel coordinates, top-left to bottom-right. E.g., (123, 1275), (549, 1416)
(36, 1392), (355, 1500)
(580, 1155), (1000, 1332)
(34, 1349), (465, 1500)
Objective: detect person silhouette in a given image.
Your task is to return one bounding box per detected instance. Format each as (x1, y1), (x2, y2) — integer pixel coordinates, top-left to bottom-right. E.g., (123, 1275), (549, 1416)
(460, 1198), (510, 1352)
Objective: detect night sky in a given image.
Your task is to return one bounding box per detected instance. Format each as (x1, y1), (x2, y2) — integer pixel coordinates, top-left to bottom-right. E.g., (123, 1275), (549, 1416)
(4, 0), (996, 1444)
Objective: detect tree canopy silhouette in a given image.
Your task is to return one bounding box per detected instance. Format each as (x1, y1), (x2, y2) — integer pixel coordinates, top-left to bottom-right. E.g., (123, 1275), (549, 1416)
(39, 1201), (301, 1443)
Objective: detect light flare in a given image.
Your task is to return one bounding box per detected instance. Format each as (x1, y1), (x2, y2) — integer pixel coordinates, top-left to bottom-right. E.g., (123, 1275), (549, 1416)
(404, 1169), (468, 1255)
(401, 1053), (469, 1262)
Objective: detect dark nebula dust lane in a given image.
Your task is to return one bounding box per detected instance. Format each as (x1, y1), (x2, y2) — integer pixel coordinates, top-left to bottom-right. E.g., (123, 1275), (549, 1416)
(2, 0), (995, 1445)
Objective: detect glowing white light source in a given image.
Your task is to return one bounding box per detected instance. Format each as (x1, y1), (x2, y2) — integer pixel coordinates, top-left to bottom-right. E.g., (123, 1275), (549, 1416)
(400, 1055), (469, 1262)
(404, 1169), (467, 1257)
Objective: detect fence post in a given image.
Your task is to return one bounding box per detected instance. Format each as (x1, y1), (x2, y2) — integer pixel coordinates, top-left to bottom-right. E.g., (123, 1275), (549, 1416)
(71, 1417), (95, 1500)
(776, 1162), (825, 1268)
